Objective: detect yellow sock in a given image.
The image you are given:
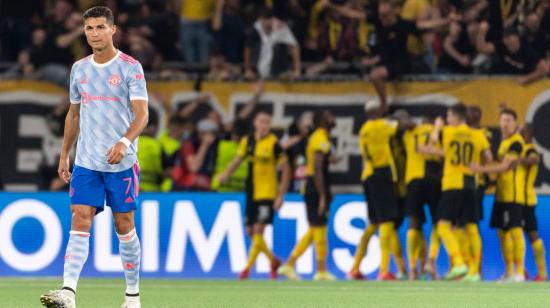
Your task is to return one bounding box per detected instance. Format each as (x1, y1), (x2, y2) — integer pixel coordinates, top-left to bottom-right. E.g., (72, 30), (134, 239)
(510, 227), (526, 276)
(465, 224), (482, 275)
(391, 228), (407, 274)
(428, 229), (440, 262)
(246, 233), (263, 270)
(407, 229), (421, 272)
(352, 224), (377, 271)
(437, 221), (464, 267)
(257, 236), (275, 263)
(454, 228), (471, 266)
(532, 239), (548, 278)
(288, 229), (313, 266)
(497, 230), (514, 276)
(312, 226), (328, 272)
(379, 222), (393, 275)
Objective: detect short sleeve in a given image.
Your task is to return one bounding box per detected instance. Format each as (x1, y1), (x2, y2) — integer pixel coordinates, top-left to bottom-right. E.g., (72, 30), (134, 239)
(128, 63), (148, 101)
(315, 135), (331, 154)
(69, 65), (81, 104)
(507, 141), (523, 158)
(526, 148), (539, 159)
(478, 133), (490, 152)
(385, 120), (398, 137)
(237, 137), (248, 158)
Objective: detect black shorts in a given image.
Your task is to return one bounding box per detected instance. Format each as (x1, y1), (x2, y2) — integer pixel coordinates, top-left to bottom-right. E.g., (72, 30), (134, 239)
(364, 168), (399, 224)
(304, 177), (331, 226)
(245, 199), (274, 226)
(376, 61), (411, 80)
(490, 202), (523, 230)
(405, 178), (441, 224)
(437, 189), (478, 224)
(395, 197), (406, 229)
(522, 206), (538, 232)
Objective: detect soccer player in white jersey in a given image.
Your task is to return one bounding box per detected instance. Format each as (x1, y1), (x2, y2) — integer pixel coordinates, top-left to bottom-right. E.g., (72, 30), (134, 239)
(40, 6), (148, 308)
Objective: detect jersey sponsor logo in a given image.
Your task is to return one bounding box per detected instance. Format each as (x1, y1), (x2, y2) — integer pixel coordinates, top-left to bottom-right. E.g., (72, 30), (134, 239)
(80, 78), (88, 84)
(108, 74), (121, 86)
(80, 92), (121, 104)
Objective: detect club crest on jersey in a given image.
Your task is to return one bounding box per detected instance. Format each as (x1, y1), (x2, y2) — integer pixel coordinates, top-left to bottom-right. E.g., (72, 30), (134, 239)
(108, 74), (121, 86)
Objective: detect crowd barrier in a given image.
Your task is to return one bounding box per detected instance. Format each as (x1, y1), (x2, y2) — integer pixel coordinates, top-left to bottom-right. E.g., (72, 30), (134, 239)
(1, 192), (549, 280)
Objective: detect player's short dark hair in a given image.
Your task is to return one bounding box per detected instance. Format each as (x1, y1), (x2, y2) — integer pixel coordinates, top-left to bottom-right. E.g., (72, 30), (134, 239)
(500, 108), (517, 120)
(313, 110), (330, 128)
(449, 103), (467, 120)
(83, 6), (114, 24)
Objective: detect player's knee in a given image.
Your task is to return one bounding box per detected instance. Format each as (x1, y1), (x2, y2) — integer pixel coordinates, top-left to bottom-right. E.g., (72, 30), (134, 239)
(71, 207), (94, 232)
(370, 67), (387, 81)
(114, 214), (134, 234)
(253, 224), (265, 234)
(528, 231), (539, 243)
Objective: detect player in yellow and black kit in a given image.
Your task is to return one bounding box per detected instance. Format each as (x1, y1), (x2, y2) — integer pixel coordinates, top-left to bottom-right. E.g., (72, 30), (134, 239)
(219, 111), (291, 280)
(519, 124), (547, 281)
(403, 117), (442, 280)
(278, 110), (337, 281)
(428, 104), (492, 281)
(470, 108), (526, 282)
(348, 101), (414, 281)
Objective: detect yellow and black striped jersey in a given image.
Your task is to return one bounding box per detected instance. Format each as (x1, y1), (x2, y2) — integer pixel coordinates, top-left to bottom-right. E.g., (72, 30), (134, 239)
(495, 133), (525, 204)
(358, 118), (398, 182)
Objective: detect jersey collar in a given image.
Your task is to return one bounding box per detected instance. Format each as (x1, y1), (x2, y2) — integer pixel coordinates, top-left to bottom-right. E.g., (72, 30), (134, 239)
(90, 49), (120, 68)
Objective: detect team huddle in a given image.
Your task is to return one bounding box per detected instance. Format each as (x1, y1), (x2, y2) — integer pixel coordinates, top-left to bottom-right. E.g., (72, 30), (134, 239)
(229, 101), (547, 283)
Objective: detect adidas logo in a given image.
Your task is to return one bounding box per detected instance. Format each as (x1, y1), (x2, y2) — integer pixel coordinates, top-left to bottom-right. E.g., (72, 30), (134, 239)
(125, 196), (134, 203)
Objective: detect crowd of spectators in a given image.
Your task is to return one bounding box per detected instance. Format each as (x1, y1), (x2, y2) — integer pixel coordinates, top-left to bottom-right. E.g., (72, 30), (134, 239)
(1, 0), (550, 85)
(3, 0), (550, 191)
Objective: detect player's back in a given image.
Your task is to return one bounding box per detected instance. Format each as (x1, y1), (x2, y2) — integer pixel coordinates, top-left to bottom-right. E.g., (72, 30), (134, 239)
(441, 124), (488, 191)
(69, 51), (148, 172)
(359, 118), (398, 180)
(403, 123), (441, 184)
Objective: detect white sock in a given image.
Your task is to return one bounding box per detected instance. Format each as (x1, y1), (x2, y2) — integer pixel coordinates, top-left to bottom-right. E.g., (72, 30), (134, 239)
(62, 231), (90, 292)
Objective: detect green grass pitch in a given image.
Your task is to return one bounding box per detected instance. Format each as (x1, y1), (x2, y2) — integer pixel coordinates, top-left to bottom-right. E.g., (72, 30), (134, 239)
(3, 278), (549, 307)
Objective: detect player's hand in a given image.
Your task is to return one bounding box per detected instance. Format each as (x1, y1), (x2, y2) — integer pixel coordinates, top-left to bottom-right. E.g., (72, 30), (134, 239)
(106, 142), (128, 164)
(218, 172), (229, 184)
(435, 116), (445, 127)
(274, 194), (284, 211)
(459, 55), (471, 67)
(58, 155), (71, 184)
(516, 75), (529, 85)
(318, 195), (327, 217)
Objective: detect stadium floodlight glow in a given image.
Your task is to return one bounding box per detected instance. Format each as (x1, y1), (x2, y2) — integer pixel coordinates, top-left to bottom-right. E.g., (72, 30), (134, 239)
(0, 199), (62, 271)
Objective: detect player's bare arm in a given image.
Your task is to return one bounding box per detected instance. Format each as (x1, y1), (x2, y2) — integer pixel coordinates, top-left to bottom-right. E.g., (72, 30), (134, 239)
(218, 156), (243, 184)
(469, 155), (517, 174)
(107, 99), (148, 164)
(274, 159), (291, 210)
(58, 104), (81, 183)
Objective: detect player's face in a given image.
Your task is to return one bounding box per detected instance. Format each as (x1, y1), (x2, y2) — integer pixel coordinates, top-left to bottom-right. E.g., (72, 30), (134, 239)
(500, 113), (517, 135)
(84, 17), (116, 51)
(254, 113), (271, 137)
(519, 125), (533, 142)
